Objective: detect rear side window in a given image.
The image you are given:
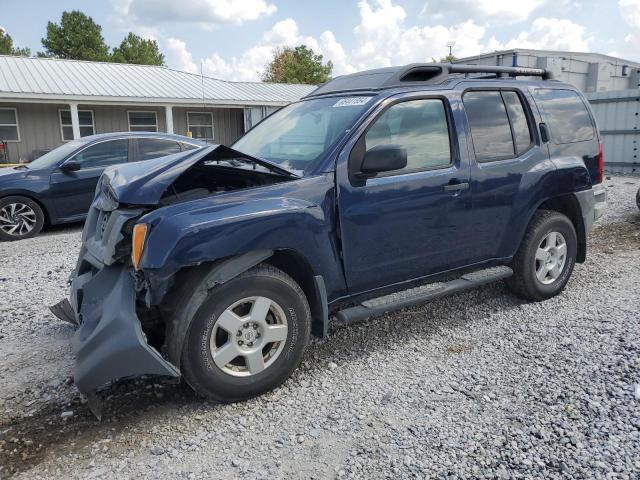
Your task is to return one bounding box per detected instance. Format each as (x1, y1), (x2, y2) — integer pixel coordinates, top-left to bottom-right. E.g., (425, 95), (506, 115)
(502, 91), (533, 155)
(463, 91), (514, 161)
(136, 138), (181, 161)
(534, 89), (595, 143)
(365, 98), (451, 171)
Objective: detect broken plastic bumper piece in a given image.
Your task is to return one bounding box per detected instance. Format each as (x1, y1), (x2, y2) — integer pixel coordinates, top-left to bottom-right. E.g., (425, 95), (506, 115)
(68, 264), (180, 395)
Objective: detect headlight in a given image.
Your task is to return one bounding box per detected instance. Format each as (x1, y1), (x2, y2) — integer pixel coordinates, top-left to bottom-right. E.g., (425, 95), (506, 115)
(131, 223), (148, 271)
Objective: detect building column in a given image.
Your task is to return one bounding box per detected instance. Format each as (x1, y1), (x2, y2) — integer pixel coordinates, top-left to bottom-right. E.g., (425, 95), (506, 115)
(69, 102), (81, 140)
(165, 105), (174, 134)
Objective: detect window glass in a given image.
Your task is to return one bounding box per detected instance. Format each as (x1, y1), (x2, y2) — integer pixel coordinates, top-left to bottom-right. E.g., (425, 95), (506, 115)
(72, 139), (129, 168)
(534, 89), (594, 143)
(502, 91), (533, 155)
(187, 112), (214, 141)
(463, 91), (514, 162)
(60, 109), (95, 141)
(364, 99), (451, 171)
(136, 138), (181, 161)
(128, 112), (158, 132)
(180, 142), (199, 151)
(0, 108), (19, 141)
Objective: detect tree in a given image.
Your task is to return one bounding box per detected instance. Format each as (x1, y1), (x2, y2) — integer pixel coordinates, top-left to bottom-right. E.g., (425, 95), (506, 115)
(40, 11), (110, 61)
(111, 33), (164, 66)
(440, 54), (457, 63)
(262, 45), (332, 84)
(0, 27), (31, 56)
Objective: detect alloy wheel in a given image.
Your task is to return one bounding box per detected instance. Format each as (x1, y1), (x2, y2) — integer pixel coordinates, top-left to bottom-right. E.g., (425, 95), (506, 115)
(534, 231), (567, 285)
(0, 202), (37, 237)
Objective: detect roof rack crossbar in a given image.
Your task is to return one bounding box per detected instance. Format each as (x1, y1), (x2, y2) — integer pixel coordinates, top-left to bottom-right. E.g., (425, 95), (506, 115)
(444, 64), (554, 80)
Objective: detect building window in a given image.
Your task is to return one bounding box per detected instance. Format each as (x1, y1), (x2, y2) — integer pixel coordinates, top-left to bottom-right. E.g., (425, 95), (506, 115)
(128, 111), (158, 132)
(187, 112), (214, 141)
(59, 109), (95, 141)
(0, 108), (20, 142)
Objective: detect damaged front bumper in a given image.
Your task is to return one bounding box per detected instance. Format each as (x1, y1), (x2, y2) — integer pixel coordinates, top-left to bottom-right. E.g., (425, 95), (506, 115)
(68, 264), (180, 395)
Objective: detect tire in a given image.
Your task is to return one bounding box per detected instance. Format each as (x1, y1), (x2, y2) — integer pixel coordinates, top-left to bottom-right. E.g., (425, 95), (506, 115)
(507, 210), (577, 301)
(0, 195), (45, 241)
(181, 264), (311, 402)
(636, 187), (640, 211)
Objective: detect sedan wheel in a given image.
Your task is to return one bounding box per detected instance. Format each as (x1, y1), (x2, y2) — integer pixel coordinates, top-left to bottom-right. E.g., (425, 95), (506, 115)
(0, 196), (45, 241)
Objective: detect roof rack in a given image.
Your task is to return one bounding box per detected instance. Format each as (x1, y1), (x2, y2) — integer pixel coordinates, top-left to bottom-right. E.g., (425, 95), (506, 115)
(306, 63), (554, 98)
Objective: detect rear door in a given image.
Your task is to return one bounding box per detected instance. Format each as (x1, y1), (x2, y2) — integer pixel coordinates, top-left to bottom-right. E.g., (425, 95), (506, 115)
(49, 138), (130, 220)
(133, 137), (182, 161)
(462, 88), (549, 262)
(337, 93), (473, 293)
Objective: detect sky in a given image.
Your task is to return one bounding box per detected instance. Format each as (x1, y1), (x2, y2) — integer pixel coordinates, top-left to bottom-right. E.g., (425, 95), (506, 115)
(1, 0), (639, 81)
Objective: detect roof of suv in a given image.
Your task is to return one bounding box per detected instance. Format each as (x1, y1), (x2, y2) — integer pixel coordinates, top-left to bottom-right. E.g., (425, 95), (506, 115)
(306, 63), (557, 98)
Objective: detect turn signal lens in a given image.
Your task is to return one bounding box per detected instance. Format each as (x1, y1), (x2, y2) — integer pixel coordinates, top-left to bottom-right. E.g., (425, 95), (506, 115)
(131, 223), (148, 271)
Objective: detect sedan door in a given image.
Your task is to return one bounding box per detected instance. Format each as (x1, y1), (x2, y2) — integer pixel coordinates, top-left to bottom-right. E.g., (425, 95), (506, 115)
(337, 95), (472, 294)
(49, 138), (130, 220)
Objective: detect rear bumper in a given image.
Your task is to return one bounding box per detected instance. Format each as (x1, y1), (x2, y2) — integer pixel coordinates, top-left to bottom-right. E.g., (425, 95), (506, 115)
(575, 183), (606, 234)
(70, 263), (179, 394)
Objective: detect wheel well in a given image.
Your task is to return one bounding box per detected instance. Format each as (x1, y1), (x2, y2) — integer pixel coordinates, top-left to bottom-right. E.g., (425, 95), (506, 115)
(538, 194), (586, 263)
(0, 193), (50, 225)
(266, 249), (326, 337)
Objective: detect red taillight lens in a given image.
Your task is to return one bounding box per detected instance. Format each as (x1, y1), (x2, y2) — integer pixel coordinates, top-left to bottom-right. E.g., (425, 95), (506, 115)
(596, 141), (604, 184)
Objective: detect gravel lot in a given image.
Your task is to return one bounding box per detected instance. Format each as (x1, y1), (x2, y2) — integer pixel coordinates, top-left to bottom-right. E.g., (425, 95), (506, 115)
(1, 175), (639, 479)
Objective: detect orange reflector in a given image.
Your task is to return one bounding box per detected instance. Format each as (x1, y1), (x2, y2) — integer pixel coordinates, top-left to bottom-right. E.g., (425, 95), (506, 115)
(131, 223), (148, 271)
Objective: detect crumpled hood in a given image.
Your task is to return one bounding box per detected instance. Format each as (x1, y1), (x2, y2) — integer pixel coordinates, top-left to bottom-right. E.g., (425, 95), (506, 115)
(103, 144), (295, 206)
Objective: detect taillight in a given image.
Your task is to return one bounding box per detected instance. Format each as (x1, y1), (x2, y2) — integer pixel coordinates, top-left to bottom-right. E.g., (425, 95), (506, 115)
(596, 141), (604, 184)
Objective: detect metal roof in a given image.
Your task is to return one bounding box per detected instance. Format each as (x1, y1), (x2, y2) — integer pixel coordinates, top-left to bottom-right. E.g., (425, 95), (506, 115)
(456, 48), (640, 67)
(0, 56), (316, 106)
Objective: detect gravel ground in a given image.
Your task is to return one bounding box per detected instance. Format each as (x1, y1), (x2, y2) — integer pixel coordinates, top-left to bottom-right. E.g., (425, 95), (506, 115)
(0, 175), (639, 479)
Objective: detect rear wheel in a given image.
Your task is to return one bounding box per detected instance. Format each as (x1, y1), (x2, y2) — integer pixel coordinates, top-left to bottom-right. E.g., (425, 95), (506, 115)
(0, 196), (45, 241)
(507, 210), (577, 301)
(181, 264), (311, 402)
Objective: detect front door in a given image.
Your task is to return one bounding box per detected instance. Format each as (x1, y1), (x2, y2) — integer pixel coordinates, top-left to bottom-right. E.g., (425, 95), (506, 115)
(338, 95), (472, 294)
(49, 138), (130, 220)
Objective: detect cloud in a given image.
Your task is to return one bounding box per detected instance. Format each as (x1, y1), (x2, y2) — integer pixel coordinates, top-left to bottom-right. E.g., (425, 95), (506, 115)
(487, 17), (591, 52)
(619, 0), (640, 29)
(113, 0), (276, 30)
(420, 0), (554, 23)
(166, 38), (198, 73)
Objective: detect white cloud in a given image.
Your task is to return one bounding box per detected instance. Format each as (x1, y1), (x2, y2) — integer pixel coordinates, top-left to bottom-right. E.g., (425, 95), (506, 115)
(421, 0), (553, 23)
(487, 17), (591, 51)
(113, 0), (276, 30)
(166, 38), (198, 73)
(619, 0), (640, 29)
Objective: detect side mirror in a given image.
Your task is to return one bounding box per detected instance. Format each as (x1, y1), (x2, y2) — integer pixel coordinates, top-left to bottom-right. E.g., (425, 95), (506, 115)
(59, 160), (81, 173)
(360, 144), (407, 175)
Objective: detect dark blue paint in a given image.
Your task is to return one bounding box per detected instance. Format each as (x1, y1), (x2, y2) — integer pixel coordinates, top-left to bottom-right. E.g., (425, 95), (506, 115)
(0, 132), (206, 224)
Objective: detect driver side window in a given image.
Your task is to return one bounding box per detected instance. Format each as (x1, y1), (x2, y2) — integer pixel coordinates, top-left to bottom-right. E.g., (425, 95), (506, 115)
(365, 98), (452, 172)
(72, 139), (129, 169)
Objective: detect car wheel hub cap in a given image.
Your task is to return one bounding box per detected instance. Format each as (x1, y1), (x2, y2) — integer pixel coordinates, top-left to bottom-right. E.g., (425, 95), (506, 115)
(0, 203), (37, 236)
(210, 296), (288, 377)
(534, 231), (567, 285)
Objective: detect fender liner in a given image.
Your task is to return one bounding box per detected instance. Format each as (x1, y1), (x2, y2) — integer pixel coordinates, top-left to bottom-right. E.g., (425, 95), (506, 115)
(164, 249), (274, 368)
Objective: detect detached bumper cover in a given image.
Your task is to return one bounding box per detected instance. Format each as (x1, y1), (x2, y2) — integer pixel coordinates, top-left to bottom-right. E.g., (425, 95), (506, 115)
(70, 264), (180, 394)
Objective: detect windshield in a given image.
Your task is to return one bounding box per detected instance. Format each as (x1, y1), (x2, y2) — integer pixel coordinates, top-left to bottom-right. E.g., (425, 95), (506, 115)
(232, 96), (373, 174)
(27, 140), (87, 170)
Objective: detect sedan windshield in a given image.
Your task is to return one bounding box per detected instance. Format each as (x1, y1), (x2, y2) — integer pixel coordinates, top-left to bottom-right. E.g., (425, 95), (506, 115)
(27, 140), (86, 170)
(232, 96), (373, 174)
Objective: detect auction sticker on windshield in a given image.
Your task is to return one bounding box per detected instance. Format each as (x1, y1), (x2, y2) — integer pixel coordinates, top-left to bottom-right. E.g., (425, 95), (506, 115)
(333, 97), (371, 108)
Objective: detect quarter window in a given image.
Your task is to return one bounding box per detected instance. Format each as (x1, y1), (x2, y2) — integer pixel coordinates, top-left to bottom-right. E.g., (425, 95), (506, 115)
(0, 108), (20, 141)
(128, 111), (158, 132)
(187, 112), (214, 142)
(60, 109), (95, 141)
(533, 89), (595, 144)
(136, 138), (181, 161)
(364, 98), (451, 172)
(72, 139), (129, 169)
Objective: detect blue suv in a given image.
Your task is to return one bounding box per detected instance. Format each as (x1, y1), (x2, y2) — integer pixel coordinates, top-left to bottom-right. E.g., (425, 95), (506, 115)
(52, 64), (606, 410)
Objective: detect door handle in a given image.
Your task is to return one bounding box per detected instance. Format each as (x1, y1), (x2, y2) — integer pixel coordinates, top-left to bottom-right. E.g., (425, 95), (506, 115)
(444, 182), (469, 192)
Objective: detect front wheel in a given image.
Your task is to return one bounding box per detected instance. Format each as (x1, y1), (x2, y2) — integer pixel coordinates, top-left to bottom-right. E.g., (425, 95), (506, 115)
(507, 210), (577, 301)
(181, 264), (311, 402)
(0, 196), (45, 241)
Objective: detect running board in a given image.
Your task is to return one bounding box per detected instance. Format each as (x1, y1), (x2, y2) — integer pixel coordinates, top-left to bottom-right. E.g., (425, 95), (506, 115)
(335, 266), (513, 326)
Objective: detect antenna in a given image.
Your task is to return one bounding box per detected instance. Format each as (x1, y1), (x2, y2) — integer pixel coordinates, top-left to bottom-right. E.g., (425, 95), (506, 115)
(446, 41), (456, 59)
